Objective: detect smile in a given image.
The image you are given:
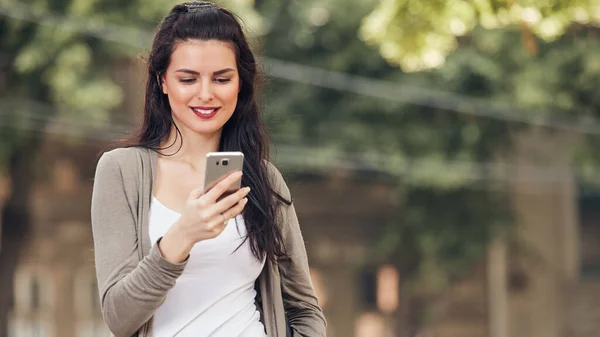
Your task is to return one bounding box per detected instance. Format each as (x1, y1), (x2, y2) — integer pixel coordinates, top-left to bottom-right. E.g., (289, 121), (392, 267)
(190, 106), (220, 119)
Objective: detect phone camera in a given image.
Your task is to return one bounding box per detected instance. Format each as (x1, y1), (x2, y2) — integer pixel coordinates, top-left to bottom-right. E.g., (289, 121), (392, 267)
(222, 159), (229, 166)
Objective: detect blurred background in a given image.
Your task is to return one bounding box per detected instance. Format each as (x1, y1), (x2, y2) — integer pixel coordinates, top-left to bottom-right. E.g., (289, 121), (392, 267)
(1, 0), (600, 336)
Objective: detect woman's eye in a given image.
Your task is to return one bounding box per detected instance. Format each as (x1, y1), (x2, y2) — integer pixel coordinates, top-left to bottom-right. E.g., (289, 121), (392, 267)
(179, 78), (196, 83)
(215, 78), (231, 84)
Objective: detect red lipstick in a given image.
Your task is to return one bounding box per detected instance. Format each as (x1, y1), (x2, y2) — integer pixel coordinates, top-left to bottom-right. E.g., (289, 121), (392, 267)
(190, 106), (220, 119)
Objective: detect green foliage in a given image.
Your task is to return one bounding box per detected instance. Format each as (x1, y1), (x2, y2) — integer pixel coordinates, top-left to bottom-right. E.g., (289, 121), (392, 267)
(360, 0), (600, 71)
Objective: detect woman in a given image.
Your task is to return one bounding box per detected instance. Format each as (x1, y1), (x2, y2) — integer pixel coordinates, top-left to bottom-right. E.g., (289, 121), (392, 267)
(90, 2), (326, 336)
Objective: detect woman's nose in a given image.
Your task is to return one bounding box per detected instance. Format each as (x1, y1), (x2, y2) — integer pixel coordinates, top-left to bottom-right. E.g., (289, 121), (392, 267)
(197, 82), (214, 101)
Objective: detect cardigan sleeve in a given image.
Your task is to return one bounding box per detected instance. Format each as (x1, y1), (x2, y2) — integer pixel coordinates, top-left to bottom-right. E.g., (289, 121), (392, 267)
(91, 149), (187, 337)
(268, 163), (327, 337)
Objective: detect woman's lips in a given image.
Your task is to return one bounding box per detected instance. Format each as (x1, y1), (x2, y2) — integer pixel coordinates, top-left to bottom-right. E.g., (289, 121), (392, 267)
(190, 106), (220, 119)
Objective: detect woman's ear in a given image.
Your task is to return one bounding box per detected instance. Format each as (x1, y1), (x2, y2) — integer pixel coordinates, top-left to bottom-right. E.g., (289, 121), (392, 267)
(157, 73), (167, 95)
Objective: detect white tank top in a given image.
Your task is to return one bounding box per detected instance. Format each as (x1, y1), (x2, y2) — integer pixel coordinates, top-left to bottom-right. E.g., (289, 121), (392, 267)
(148, 196), (267, 337)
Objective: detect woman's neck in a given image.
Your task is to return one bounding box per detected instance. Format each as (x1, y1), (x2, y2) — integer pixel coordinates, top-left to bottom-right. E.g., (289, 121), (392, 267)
(160, 125), (221, 171)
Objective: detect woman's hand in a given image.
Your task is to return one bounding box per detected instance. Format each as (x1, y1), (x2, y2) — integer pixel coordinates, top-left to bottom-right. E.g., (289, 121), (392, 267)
(178, 170), (249, 243)
(158, 171), (250, 263)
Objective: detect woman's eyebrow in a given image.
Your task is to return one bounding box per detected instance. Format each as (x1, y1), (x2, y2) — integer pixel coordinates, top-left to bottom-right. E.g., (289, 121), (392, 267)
(174, 68), (235, 76)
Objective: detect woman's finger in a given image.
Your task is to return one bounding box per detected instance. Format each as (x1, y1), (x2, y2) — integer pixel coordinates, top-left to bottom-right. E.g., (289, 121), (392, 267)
(206, 210), (229, 232)
(188, 187), (204, 200)
(221, 197), (248, 221)
(202, 186), (250, 219)
(203, 170), (243, 202)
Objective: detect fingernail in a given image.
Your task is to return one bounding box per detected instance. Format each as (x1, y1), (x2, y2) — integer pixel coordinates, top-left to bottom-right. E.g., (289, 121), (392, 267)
(243, 197), (248, 203)
(245, 187), (251, 193)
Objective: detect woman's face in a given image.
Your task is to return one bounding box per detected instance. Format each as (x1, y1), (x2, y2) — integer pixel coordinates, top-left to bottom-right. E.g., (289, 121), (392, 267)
(161, 39), (240, 138)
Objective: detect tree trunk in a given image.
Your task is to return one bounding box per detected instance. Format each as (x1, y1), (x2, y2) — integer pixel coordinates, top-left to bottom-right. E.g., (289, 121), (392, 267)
(0, 136), (42, 337)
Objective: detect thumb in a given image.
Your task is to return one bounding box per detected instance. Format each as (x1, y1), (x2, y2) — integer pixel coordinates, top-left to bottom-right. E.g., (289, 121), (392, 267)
(188, 187), (204, 200)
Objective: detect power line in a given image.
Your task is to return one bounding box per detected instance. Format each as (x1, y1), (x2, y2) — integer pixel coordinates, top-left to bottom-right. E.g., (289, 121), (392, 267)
(0, 100), (130, 133)
(2, 2), (600, 134)
(264, 58), (600, 135)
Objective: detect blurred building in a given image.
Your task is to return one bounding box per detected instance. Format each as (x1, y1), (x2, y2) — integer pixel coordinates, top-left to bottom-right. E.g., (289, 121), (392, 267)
(7, 141), (107, 337)
(419, 131), (600, 337)
(4, 62), (600, 337)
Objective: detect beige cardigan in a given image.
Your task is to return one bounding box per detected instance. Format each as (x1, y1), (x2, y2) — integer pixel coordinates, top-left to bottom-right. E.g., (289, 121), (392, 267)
(91, 147), (326, 337)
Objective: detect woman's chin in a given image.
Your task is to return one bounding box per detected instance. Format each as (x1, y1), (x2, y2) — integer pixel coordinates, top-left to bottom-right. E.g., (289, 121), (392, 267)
(173, 114), (232, 137)
(187, 123), (226, 137)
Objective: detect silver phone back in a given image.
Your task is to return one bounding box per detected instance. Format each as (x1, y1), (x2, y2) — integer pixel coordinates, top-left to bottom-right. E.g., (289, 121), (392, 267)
(204, 151), (244, 194)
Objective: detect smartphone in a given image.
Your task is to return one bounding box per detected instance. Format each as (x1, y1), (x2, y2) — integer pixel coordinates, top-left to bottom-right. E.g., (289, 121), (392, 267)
(203, 151), (244, 198)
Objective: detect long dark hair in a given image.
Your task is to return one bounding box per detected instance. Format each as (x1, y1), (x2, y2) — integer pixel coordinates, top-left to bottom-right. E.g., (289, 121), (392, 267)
(125, 1), (289, 262)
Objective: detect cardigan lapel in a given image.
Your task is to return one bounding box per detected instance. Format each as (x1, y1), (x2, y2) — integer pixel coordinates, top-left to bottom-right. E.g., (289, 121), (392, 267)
(138, 147), (157, 257)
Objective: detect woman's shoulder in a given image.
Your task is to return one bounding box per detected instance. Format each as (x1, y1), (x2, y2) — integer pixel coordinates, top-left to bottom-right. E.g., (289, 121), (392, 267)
(264, 160), (282, 182)
(98, 146), (148, 166)
(264, 160), (291, 198)
(95, 146), (151, 177)
(93, 147), (154, 194)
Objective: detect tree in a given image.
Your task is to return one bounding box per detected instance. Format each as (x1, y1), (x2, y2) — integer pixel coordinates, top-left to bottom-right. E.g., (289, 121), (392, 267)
(360, 0), (600, 72)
